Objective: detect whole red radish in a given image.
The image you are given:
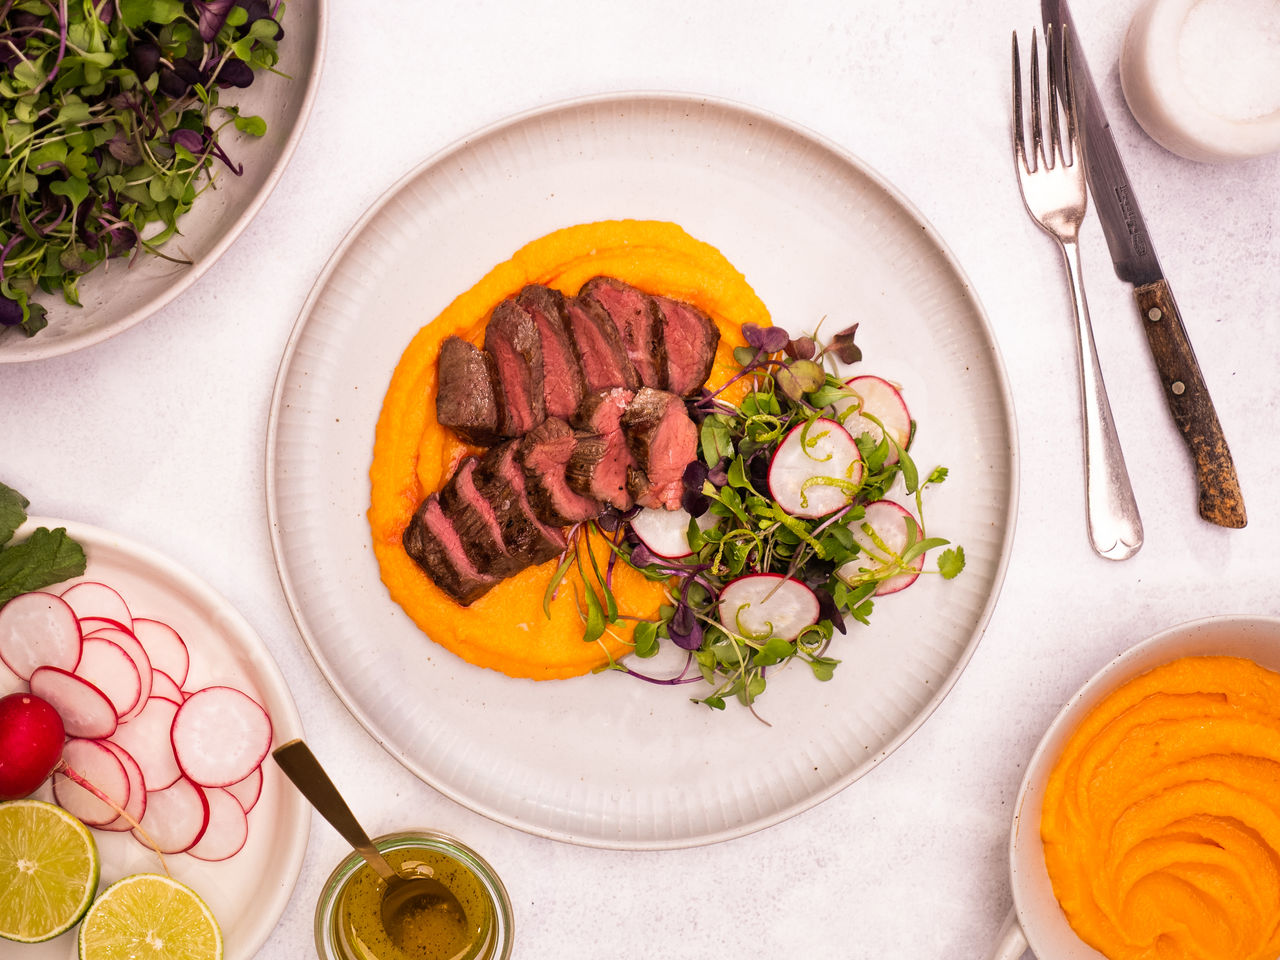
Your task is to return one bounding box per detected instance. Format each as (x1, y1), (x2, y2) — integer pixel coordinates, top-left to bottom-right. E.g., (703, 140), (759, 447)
(0, 692), (66, 800)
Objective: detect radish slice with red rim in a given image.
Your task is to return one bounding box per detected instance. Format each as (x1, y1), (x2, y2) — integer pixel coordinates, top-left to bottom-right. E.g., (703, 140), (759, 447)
(30, 666), (117, 739)
(838, 500), (926, 596)
(133, 776), (210, 854)
(171, 686), (272, 788)
(629, 506), (718, 559)
(60, 581), (132, 630)
(74, 637), (143, 719)
(0, 592), (82, 680)
(224, 765), (263, 813)
(718, 574), (821, 640)
(768, 418), (864, 518)
(130, 618), (189, 687)
(833, 375), (912, 465)
(149, 669), (183, 704)
(97, 741), (148, 832)
(186, 786), (249, 861)
(77, 616), (132, 635)
(54, 738), (130, 827)
(110, 696), (182, 790)
(82, 626), (153, 721)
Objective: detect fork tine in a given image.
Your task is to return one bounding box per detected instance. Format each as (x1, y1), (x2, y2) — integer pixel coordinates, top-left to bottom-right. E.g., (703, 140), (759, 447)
(1060, 25), (1078, 166)
(1029, 29), (1045, 173)
(1012, 32), (1028, 172)
(1046, 24), (1063, 169)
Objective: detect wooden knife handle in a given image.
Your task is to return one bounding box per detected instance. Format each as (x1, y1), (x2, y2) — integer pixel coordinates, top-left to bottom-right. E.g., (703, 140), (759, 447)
(1133, 279), (1246, 528)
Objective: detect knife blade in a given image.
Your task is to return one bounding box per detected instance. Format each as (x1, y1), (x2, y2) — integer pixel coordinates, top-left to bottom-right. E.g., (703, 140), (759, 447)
(1042, 0), (1246, 529)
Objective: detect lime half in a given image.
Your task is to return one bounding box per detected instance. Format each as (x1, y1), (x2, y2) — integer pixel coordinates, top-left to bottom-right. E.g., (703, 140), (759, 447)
(0, 798), (101, 943)
(79, 873), (223, 960)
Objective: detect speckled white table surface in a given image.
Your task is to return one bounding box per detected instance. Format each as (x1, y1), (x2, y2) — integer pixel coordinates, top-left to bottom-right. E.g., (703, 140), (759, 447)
(3, 1), (1279, 957)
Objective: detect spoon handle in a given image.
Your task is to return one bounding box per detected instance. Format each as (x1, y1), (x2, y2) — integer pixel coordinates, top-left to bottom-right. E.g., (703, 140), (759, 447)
(272, 738), (398, 884)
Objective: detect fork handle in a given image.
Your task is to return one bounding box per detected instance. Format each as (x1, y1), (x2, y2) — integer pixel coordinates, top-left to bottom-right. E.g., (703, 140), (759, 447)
(1061, 239), (1144, 560)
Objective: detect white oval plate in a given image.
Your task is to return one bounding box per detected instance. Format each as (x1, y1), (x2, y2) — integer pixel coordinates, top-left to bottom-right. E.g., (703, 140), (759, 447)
(0, 3), (326, 363)
(266, 92), (1019, 849)
(1, 518), (309, 959)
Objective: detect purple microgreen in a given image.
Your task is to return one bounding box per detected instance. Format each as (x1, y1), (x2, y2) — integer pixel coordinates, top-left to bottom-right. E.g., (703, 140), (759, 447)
(784, 336), (816, 361)
(827, 324), (862, 365)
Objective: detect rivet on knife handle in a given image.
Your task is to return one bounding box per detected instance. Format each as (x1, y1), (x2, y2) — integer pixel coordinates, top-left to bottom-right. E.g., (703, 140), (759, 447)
(1134, 279), (1246, 528)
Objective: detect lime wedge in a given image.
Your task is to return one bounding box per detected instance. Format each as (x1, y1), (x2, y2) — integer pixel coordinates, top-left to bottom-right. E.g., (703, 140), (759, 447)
(0, 798), (100, 943)
(78, 873), (223, 960)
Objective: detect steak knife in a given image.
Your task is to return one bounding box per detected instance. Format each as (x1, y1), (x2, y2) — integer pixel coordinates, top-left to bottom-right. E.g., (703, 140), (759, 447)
(1042, 0), (1247, 528)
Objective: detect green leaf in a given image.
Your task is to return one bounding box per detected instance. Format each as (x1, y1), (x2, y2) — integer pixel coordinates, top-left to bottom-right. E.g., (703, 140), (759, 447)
(0, 483), (30, 548)
(752, 637), (794, 667)
(699, 414), (734, 465)
(49, 176), (91, 209)
(542, 549), (575, 618)
(938, 546), (966, 579)
(732, 345), (757, 368)
(232, 113), (267, 137)
(808, 657), (839, 681)
(0, 527), (88, 606)
(726, 456), (751, 490)
(582, 586), (605, 644)
(632, 620), (659, 658)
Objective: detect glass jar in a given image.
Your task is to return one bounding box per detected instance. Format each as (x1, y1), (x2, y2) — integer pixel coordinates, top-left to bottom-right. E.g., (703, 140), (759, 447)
(314, 830), (513, 960)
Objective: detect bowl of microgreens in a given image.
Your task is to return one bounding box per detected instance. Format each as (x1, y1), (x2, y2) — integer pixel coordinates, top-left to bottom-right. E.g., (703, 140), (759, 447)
(0, 0), (324, 362)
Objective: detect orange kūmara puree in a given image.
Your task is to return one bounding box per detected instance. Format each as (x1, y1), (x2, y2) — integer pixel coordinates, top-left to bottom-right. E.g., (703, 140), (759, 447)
(1041, 655), (1280, 960)
(368, 220), (768, 680)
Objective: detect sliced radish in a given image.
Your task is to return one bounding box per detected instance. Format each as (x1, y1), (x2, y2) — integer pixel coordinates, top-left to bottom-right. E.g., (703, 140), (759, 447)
(97, 741), (148, 832)
(224, 766), (263, 813)
(838, 500), (927, 596)
(0, 592), (82, 680)
(833, 375), (912, 464)
(186, 786), (250, 861)
(81, 626), (152, 721)
(74, 637), (143, 719)
(131, 618), (190, 687)
(133, 777), (210, 854)
(110, 696), (182, 790)
(629, 506), (718, 559)
(768, 418), (864, 518)
(29, 666), (117, 739)
(54, 738), (130, 827)
(149, 669), (183, 703)
(77, 615), (132, 635)
(718, 574), (821, 640)
(171, 686), (272, 787)
(60, 581), (132, 629)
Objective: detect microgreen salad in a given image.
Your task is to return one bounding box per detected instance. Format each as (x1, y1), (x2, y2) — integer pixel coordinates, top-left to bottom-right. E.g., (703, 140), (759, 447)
(552, 322), (965, 716)
(0, 0), (286, 336)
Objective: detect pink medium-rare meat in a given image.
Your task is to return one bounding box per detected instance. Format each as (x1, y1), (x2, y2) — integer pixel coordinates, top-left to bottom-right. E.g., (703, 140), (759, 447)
(518, 417), (604, 527)
(516, 285), (585, 421)
(622, 388), (698, 510)
(474, 442), (567, 564)
(484, 298), (545, 436)
(653, 294), (720, 396)
(568, 388), (637, 510)
(437, 456), (528, 577)
(562, 294), (640, 394)
(579, 276), (667, 390)
(401, 495), (499, 606)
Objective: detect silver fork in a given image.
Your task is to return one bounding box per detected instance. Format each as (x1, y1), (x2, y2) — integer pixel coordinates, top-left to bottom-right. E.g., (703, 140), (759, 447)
(1012, 27), (1142, 561)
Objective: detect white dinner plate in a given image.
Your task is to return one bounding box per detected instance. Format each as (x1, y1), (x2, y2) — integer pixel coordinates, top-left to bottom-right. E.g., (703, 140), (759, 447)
(0, 3), (326, 363)
(266, 92), (1019, 849)
(2, 518), (309, 959)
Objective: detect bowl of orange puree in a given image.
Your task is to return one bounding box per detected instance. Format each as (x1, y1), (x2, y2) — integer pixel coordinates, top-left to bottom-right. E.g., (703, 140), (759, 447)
(989, 615), (1280, 960)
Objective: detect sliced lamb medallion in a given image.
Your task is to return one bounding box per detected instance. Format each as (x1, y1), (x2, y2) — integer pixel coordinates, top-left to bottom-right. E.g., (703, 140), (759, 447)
(653, 295), (720, 396)
(519, 417), (604, 527)
(562, 295), (640, 394)
(402, 495), (499, 606)
(621, 388), (698, 510)
(579, 276), (667, 390)
(474, 441), (566, 565)
(516, 285), (585, 421)
(438, 457), (527, 578)
(568, 388), (636, 510)
(484, 298), (545, 436)
(435, 335), (504, 445)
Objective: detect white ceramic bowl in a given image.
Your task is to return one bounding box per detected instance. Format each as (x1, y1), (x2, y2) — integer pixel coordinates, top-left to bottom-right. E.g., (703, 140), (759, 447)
(1120, 0), (1280, 162)
(986, 614), (1280, 959)
(0, 3), (326, 363)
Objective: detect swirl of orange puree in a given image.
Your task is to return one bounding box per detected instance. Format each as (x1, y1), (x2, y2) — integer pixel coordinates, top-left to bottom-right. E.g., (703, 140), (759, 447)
(1041, 656), (1280, 960)
(368, 220), (769, 681)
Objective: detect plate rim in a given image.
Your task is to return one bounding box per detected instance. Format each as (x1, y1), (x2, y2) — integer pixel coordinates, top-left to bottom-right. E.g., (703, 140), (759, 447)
(0, 0), (329, 364)
(19, 515), (311, 956)
(265, 89), (1021, 848)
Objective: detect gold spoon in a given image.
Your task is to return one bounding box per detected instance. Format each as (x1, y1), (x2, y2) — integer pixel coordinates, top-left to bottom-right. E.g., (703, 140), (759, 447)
(272, 739), (467, 947)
